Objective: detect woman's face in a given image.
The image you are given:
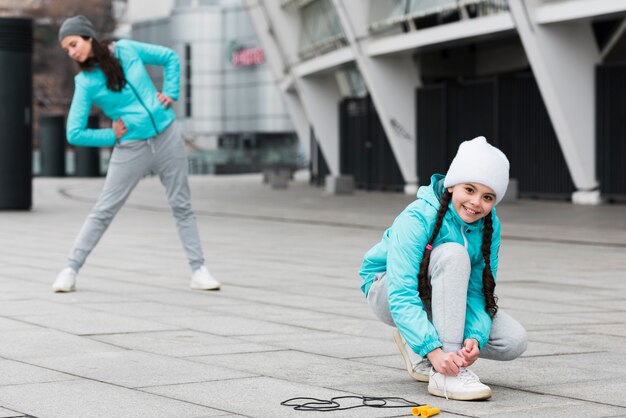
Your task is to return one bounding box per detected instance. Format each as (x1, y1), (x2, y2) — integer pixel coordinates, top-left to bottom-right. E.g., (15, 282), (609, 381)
(447, 183), (496, 224)
(60, 35), (93, 63)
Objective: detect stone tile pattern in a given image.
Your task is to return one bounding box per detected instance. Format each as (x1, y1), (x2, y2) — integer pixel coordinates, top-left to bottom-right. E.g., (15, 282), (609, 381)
(0, 175), (624, 417)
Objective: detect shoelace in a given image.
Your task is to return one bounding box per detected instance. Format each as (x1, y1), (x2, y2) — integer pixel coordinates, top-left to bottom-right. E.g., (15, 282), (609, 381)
(442, 368), (479, 400)
(457, 368), (480, 383)
(412, 359), (431, 373)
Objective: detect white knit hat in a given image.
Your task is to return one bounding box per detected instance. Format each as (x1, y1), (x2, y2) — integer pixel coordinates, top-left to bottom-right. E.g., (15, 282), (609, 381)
(443, 136), (510, 205)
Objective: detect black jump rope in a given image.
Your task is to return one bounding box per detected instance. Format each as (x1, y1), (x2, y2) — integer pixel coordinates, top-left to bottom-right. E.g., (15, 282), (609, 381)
(281, 395), (423, 412)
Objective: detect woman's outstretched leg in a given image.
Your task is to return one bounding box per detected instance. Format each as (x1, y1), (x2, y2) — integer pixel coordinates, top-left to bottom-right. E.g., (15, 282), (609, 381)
(53, 141), (150, 292)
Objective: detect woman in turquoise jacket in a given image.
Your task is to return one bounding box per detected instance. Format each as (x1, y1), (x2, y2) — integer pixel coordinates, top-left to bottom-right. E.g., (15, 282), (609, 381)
(360, 137), (527, 401)
(52, 15), (220, 293)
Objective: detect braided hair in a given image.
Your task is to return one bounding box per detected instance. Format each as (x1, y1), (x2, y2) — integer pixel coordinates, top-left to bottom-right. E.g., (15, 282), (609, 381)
(78, 37), (126, 92)
(417, 189), (499, 317)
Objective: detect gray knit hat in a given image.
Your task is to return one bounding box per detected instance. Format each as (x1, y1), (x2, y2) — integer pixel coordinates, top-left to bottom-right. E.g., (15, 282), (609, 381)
(58, 15), (97, 42)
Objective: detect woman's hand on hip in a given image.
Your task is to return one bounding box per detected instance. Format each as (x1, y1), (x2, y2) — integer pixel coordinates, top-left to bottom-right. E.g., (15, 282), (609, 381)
(157, 92), (174, 108)
(458, 338), (480, 367)
(112, 118), (128, 139)
(427, 348), (467, 376)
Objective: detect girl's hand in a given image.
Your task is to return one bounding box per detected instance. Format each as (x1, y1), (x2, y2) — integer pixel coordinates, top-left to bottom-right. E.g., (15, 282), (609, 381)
(458, 338), (480, 367)
(427, 348), (467, 376)
(112, 118), (127, 139)
(157, 92), (174, 108)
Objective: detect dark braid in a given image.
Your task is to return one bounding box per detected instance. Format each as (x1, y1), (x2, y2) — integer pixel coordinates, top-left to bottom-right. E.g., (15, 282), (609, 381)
(417, 190), (499, 318)
(417, 190), (452, 310)
(78, 37), (126, 92)
(481, 212), (499, 317)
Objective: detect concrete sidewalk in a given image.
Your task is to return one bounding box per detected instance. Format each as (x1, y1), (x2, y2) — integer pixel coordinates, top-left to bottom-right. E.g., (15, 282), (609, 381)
(0, 173), (625, 417)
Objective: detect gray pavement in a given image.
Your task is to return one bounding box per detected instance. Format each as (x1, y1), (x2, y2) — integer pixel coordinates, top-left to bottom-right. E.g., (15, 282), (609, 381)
(0, 172), (625, 418)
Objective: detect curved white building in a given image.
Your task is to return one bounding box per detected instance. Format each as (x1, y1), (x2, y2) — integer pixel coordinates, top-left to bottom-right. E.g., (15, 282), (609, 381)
(243, 0), (626, 203)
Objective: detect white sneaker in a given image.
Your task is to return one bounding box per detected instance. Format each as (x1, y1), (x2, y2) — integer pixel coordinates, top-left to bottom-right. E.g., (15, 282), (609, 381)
(428, 367), (492, 401)
(392, 328), (431, 382)
(190, 266), (221, 290)
(52, 267), (77, 293)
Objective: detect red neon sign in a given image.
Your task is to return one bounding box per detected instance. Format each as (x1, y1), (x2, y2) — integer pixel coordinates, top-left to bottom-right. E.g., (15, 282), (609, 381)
(232, 47), (265, 66)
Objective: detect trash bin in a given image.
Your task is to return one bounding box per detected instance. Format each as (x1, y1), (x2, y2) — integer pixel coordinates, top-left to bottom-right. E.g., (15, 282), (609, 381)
(73, 115), (101, 177)
(0, 17), (32, 210)
(39, 114), (66, 177)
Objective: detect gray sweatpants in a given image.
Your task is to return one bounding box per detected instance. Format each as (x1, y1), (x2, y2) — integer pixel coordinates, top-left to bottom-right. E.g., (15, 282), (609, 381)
(367, 242), (527, 361)
(67, 121), (205, 272)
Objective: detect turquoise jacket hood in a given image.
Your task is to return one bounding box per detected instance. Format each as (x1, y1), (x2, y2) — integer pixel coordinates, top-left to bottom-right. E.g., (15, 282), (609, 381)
(359, 174), (501, 357)
(66, 39), (180, 146)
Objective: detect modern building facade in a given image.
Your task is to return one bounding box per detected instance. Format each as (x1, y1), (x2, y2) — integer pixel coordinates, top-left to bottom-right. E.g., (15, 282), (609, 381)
(243, 0), (626, 203)
(128, 0), (297, 172)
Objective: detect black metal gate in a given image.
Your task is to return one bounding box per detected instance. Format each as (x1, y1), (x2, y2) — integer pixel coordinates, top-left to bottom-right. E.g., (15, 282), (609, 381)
(596, 63), (626, 200)
(510, 73), (574, 197)
(416, 73), (574, 198)
(339, 96), (403, 191)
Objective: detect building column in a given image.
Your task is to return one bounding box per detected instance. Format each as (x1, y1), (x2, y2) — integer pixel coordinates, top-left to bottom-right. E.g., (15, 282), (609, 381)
(244, 0), (340, 176)
(509, 0), (601, 204)
(294, 75), (341, 175)
(333, 0), (421, 194)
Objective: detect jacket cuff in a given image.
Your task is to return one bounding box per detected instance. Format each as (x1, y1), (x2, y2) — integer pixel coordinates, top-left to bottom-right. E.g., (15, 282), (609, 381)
(417, 340), (442, 358)
(464, 332), (488, 350)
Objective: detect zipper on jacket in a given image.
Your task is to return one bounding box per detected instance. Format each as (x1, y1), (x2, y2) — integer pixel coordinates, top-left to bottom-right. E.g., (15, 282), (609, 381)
(126, 80), (159, 136)
(460, 226), (468, 249)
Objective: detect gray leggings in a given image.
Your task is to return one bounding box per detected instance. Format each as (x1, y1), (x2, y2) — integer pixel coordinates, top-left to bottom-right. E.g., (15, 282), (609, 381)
(67, 121), (205, 272)
(367, 242), (527, 361)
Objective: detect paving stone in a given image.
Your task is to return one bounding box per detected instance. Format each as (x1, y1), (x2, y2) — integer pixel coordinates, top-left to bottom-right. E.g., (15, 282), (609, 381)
(0, 329), (124, 360)
(19, 310), (180, 335)
(0, 318), (35, 332)
(470, 355), (621, 388)
(28, 350), (255, 388)
(78, 301), (212, 318)
(0, 380), (223, 418)
(333, 380), (601, 418)
(0, 359), (76, 386)
(532, 378), (626, 407)
(192, 350), (404, 387)
(246, 334), (399, 359)
(0, 406), (27, 418)
(157, 314), (314, 337)
(90, 330), (282, 357)
(144, 376), (413, 418)
(479, 402), (626, 417)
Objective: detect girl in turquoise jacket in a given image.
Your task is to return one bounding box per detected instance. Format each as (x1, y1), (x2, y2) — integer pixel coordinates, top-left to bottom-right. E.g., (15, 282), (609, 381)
(52, 15), (220, 293)
(360, 137), (527, 401)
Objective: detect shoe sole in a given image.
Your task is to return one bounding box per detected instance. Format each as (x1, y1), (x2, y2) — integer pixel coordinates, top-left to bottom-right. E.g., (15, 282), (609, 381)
(52, 286), (75, 293)
(190, 284), (221, 291)
(428, 386), (492, 401)
(392, 329), (429, 382)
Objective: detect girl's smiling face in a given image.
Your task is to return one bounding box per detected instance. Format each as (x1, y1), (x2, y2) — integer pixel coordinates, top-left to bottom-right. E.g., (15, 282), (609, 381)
(447, 183), (496, 223)
(60, 35), (93, 63)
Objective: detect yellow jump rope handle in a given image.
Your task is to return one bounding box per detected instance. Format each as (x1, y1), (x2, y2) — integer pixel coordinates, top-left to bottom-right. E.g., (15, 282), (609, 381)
(420, 407), (441, 417)
(411, 405), (441, 417)
(411, 405), (431, 415)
